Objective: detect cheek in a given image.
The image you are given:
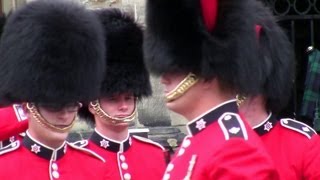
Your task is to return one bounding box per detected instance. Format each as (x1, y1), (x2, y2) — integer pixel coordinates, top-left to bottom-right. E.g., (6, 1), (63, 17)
(128, 103), (136, 112)
(100, 103), (115, 114)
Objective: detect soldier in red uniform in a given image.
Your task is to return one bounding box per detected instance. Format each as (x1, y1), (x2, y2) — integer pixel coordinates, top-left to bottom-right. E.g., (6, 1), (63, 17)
(75, 8), (167, 180)
(143, 0), (280, 179)
(239, 2), (320, 179)
(0, 105), (28, 147)
(0, 1), (110, 179)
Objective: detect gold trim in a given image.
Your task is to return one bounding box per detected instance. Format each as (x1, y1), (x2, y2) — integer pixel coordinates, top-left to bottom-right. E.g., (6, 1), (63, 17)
(166, 73), (199, 102)
(26, 103), (75, 133)
(90, 100), (136, 124)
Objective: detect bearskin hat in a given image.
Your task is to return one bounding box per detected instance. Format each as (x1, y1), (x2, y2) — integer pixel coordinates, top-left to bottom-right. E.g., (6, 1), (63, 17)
(79, 8), (151, 122)
(144, 0), (268, 95)
(96, 8), (151, 97)
(0, 13), (5, 36)
(252, 1), (295, 113)
(0, 0), (106, 106)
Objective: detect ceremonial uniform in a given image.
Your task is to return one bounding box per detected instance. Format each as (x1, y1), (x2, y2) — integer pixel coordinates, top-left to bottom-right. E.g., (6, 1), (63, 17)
(77, 9), (167, 180)
(75, 130), (166, 180)
(0, 1), (109, 179)
(254, 114), (320, 179)
(0, 132), (110, 180)
(0, 104), (28, 147)
(163, 100), (278, 180)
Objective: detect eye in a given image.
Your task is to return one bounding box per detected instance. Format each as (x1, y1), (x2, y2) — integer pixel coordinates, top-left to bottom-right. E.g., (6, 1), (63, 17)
(107, 96), (117, 101)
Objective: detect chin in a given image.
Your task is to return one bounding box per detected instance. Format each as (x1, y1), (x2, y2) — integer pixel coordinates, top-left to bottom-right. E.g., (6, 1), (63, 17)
(113, 122), (129, 127)
(48, 130), (69, 142)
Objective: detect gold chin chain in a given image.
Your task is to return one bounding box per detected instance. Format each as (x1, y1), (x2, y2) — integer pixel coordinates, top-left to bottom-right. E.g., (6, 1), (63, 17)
(26, 103), (75, 133)
(90, 100), (136, 124)
(166, 73), (199, 102)
(236, 94), (246, 107)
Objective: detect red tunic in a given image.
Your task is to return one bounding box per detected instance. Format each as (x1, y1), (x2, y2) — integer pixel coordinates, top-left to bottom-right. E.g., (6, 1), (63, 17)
(163, 100), (279, 180)
(0, 132), (110, 180)
(75, 129), (167, 180)
(254, 113), (320, 180)
(0, 104), (28, 147)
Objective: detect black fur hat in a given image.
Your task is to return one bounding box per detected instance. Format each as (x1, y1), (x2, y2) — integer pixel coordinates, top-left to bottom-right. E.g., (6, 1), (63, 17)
(96, 8), (151, 98)
(79, 8), (151, 122)
(0, 13), (5, 36)
(253, 2), (295, 113)
(0, 0), (106, 106)
(144, 0), (267, 95)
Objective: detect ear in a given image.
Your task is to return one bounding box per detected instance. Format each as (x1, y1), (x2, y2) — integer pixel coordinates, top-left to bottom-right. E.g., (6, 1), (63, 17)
(201, 78), (218, 90)
(21, 103), (29, 114)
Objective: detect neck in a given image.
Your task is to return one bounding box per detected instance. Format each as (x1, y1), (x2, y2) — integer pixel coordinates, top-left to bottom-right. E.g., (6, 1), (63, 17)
(184, 91), (235, 120)
(27, 129), (65, 149)
(239, 95), (269, 127)
(95, 119), (129, 141)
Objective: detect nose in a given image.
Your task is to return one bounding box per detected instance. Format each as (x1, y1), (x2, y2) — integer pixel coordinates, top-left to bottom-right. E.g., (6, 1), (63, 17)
(118, 100), (128, 111)
(58, 109), (75, 120)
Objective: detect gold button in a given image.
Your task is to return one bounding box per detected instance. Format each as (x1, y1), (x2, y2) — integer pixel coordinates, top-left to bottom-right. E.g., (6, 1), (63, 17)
(166, 163), (174, 172)
(163, 173), (170, 180)
(124, 173), (131, 180)
(52, 163), (58, 171)
(178, 148), (185, 156)
(121, 162), (128, 170)
(120, 155), (126, 161)
(52, 171), (59, 179)
(182, 139), (191, 148)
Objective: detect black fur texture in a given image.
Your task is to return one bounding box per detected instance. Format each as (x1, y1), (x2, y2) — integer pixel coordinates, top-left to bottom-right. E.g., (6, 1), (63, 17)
(144, 0), (268, 95)
(79, 9), (151, 122)
(0, 0), (106, 106)
(96, 8), (151, 98)
(253, 1), (295, 113)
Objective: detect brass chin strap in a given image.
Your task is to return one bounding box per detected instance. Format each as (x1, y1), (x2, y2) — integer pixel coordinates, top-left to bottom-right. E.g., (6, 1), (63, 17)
(26, 103), (76, 133)
(236, 95), (247, 107)
(166, 73), (199, 102)
(90, 100), (136, 124)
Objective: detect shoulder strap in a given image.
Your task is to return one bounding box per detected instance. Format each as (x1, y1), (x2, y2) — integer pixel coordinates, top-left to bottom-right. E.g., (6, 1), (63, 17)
(218, 112), (248, 140)
(280, 118), (317, 139)
(0, 140), (20, 156)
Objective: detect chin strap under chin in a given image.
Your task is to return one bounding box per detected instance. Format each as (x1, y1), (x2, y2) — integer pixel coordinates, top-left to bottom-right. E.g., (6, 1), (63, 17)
(90, 100), (136, 124)
(166, 73), (199, 102)
(26, 103), (75, 133)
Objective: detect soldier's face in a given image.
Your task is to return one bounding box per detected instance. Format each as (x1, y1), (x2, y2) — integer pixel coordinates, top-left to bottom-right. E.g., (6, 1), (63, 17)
(160, 72), (187, 95)
(99, 93), (136, 120)
(160, 72), (204, 120)
(25, 103), (81, 147)
(37, 103), (79, 128)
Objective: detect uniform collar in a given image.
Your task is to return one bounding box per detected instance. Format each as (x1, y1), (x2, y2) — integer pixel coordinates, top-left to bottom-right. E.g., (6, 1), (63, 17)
(187, 99), (238, 136)
(0, 136), (16, 148)
(90, 129), (132, 153)
(23, 131), (67, 161)
(253, 113), (277, 136)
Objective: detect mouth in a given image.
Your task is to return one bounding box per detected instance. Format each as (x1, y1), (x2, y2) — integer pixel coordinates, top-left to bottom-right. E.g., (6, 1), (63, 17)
(51, 122), (74, 128)
(115, 115), (130, 118)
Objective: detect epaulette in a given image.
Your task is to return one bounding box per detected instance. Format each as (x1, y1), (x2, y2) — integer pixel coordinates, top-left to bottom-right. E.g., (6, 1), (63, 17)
(218, 112), (248, 140)
(67, 142), (105, 162)
(0, 140), (20, 156)
(70, 140), (88, 148)
(132, 135), (165, 151)
(280, 118), (317, 139)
